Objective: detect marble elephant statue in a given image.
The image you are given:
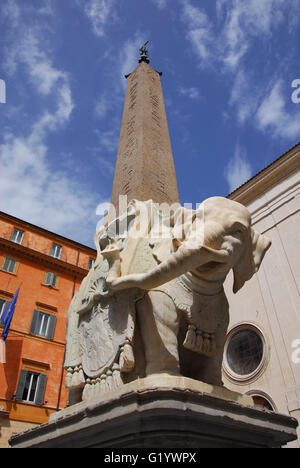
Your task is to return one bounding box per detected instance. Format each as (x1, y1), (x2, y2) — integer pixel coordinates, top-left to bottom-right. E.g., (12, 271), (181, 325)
(107, 196), (271, 386)
(64, 197), (271, 400)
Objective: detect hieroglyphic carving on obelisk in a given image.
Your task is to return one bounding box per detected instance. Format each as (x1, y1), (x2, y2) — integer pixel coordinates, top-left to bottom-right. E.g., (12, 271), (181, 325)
(109, 42), (180, 219)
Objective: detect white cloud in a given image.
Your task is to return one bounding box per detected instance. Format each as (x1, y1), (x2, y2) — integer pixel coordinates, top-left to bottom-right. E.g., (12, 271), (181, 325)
(96, 155), (115, 176)
(120, 36), (142, 75)
(6, 26), (75, 141)
(217, 0), (299, 68)
(1, 0), (20, 27)
(0, 117), (98, 244)
(88, 127), (119, 179)
(0, 131), (97, 244)
(119, 34), (144, 89)
(152, 0), (168, 9)
(182, 0), (300, 70)
(229, 69), (262, 125)
(256, 81), (300, 139)
(182, 2), (212, 63)
(224, 144), (252, 192)
(19, 32), (66, 95)
(79, 0), (117, 37)
(94, 128), (118, 154)
(181, 0), (300, 143)
(0, 3), (100, 245)
(95, 94), (109, 119)
(179, 86), (201, 100)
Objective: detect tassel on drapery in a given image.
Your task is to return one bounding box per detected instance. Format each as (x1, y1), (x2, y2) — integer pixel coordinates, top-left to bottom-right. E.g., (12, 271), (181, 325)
(183, 324), (216, 357)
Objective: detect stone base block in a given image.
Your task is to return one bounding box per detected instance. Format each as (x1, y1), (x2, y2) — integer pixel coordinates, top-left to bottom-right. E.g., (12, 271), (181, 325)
(9, 375), (298, 448)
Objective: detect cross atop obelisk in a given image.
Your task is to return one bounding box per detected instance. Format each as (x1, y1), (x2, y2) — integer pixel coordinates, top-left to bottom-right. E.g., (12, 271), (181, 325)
(109, 42), (180, 219)
(138, 41), (150, 64)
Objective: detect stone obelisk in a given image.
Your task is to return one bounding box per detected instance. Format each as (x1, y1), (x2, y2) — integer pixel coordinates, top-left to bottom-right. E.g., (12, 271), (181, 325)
(109, 42), (179, 219)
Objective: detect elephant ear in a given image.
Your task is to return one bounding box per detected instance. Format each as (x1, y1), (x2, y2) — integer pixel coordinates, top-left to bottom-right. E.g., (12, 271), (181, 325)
(150, 206), (197, 264)
(232, 228), (271, 293)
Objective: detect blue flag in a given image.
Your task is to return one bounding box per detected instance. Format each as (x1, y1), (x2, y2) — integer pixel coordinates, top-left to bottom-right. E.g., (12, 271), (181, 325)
(0, 287), (20, 363)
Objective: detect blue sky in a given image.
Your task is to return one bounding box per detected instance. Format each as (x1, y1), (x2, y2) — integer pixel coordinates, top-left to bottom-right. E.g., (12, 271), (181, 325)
(1, 0), (300, 247)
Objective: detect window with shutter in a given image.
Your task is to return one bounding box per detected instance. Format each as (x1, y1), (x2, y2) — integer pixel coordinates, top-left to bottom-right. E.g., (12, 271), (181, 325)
(29, 310), (56, 339)
(0, 299), (8, 325)
(45, 272), (57, 288)
(15, 370), (28, 401)
(10, 228), (24, 244)
(15, 370), (47, 405)
(35, 374), (47, 405)
(2, 257), (17, 274)
(47, 314), (56, 340)
(50, 243), (62, 259)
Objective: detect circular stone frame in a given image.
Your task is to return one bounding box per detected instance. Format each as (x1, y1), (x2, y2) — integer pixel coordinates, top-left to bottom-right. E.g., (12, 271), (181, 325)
(223, 323), (269, 384)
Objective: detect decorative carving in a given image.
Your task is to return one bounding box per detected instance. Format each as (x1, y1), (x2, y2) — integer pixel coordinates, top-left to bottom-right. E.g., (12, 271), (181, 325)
(65, 197), (271, 401)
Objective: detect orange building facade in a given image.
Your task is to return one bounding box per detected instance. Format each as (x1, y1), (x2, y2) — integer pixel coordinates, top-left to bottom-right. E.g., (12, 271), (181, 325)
(0, 211), (96, 447)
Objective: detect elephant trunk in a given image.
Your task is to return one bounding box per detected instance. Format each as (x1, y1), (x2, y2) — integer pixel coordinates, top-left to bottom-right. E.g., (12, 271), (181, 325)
(146, 244), (229, 289)
(111, 244), (230, 292)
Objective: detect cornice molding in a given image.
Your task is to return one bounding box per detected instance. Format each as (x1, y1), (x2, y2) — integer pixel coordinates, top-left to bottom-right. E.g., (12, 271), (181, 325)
(0, 238), (88, 278)
(0, 211), (96, 255)
(227, 145), (300, 206)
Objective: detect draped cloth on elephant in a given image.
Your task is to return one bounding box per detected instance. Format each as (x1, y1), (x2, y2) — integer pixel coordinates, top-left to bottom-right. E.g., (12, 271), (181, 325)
(64, 200), (159, 396)
(64, 200), (198, 395)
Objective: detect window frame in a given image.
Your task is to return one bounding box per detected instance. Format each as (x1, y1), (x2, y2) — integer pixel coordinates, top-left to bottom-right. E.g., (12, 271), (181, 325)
(44, 271), (58, 288)
(29, 309), (56, 340)
(50, 242), (62, 259)
(36, 312), (51, 338)
(2, 257), (17, 274)
(15, 370), (47, 405)
(223, 323), (268, 384)
(88, 257), (95, 270)
(0, 299), (8, 326)
(10, 227), (24, 244)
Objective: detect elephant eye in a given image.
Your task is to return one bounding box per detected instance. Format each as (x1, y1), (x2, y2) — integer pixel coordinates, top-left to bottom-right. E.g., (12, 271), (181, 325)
(233, 230), (244, 241)
(231, 222), (246, 237)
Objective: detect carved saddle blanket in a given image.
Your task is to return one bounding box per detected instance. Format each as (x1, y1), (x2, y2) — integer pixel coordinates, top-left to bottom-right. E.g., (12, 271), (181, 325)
(154, 276), (228, 357)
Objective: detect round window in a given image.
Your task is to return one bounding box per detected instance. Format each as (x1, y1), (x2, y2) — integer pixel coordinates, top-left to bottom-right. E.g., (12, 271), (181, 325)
(225, 327), (264, 378)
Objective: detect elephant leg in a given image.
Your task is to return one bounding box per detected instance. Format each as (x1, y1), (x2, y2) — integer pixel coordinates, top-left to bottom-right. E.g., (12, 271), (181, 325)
(136, 291), (180, 376)
(199, 305), (229, 386)
(198, 329), (227, 386)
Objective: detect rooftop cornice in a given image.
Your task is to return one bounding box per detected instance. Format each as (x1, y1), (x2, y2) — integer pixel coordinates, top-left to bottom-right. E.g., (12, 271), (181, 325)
(227, 142), (300, 205)
(0, 237), (89, 278)
(0, 211), (96, 254)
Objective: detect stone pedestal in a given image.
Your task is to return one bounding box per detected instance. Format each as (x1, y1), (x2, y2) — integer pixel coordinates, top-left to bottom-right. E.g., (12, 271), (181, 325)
(9, 375), (298, 448)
